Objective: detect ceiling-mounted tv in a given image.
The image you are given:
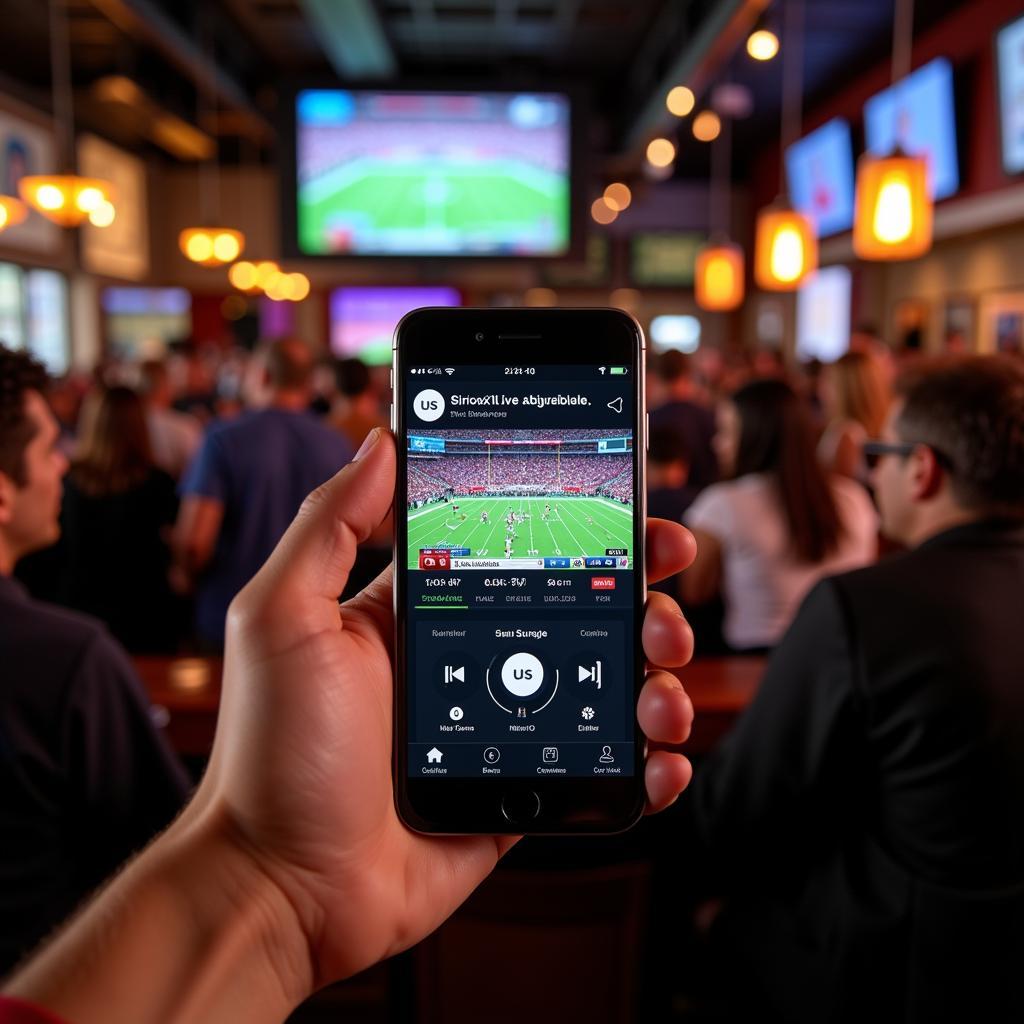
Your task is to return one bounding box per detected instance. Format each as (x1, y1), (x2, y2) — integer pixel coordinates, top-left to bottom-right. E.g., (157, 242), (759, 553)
(286, 89), (573, 258)
(996, 14), (1024, 176)
(785, 118), (856, 238)
(864, 57), (959, 200)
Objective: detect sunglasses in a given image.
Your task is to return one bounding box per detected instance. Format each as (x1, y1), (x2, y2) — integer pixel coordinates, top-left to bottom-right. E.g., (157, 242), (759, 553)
(862, 440), (954, 471)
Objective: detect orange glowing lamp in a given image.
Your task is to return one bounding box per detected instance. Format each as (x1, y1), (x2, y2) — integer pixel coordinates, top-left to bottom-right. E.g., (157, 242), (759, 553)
(754, 203), (817, 291)
(0, 195), (27, 231)
(853, 150), (932, 261)
(695, 242), (745, 311)
(18, 175), (115, 228)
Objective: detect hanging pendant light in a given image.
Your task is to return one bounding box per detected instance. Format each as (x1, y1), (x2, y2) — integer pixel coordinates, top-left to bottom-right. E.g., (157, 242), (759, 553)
(179, 226), (245, 266)
(853, 0), (932, 261)
(18, 1), (115, 229)
(179, 11), (245, 266)
(696, 241), (745, 310)
(752, 0), (816, 292)
(853, 148), (931, 259)
(754, 202), (817, 290)
(0, 195), (28, 232)
(695, 103), (745, 311)
(20, 175), (115, 228)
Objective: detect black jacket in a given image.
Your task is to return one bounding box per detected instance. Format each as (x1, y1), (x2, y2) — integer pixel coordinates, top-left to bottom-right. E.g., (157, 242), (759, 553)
(688, 518), (1024, 1023)
(0, 575), (190, 972)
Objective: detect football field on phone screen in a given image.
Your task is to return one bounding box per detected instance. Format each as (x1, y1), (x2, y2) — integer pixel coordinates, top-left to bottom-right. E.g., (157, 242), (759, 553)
(406, 496), (633, 569)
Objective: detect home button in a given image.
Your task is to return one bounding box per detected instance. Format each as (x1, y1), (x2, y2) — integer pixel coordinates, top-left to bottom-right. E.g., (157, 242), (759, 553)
(501, 789), (541, 825)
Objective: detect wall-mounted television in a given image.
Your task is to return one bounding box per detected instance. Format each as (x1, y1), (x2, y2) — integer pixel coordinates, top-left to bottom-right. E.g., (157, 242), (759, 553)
(630, 232), (703, 287)
(330, 286), (462, 365)
(785, 118), (856, 237)
(996, 14), (1024, 176)
(101, 286), (192, 358)
(796, 266), (852, 363)
(864, 57), (959, 200)
(288, 90), (572, 258)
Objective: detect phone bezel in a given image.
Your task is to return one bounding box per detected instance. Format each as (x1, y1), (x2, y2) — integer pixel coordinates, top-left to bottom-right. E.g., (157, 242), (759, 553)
(392, 308), (648, 835)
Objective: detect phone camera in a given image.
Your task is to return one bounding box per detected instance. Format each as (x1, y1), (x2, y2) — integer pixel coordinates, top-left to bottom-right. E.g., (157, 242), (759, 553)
(474, 332), (485, 342)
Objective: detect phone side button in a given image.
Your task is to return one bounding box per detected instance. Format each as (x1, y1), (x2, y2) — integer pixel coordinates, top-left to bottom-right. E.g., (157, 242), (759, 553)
(389, 403), (395, 432)
(501, 790), (541, 825)
(645, 413), (649, 451)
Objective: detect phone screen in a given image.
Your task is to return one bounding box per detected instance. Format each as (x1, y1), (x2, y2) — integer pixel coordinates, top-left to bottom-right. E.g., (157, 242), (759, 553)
(401, 360), (640, 781)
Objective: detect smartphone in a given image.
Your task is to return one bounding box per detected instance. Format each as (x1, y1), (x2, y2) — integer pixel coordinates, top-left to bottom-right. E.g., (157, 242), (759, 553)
(392, 308), (647, 834)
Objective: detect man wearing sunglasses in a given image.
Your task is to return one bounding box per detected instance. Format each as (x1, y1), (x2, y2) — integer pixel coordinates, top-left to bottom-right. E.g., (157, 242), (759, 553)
(682, 355), (1024, 1023)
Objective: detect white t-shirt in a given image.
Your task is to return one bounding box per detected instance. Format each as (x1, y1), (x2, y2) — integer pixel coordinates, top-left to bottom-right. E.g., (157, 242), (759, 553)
(685, 473), (878, 650)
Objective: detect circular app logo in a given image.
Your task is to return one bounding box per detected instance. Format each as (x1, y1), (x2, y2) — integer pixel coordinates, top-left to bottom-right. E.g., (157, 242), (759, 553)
(413, 389), (445, 422)
(500, 652), (544, 698)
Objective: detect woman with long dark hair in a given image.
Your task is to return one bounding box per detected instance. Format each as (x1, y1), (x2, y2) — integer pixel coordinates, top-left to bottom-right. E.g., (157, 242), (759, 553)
(58, 386), (181, 652)
(682, 378), (877, 651)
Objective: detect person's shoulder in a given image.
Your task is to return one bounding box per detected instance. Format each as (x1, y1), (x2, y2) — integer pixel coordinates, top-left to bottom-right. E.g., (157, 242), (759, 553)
(297, 412), (356, 454)
(825, 544), (922, 605)
(831, 474), (877, 515)
(0, 590), (121, 685)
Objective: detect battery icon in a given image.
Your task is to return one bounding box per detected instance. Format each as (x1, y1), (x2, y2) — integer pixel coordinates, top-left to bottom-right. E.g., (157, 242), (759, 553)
(610, 366), (628, 375)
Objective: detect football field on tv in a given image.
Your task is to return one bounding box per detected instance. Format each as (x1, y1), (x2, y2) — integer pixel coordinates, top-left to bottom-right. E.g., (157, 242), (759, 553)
(406, 496), (633, 569)
(298, 161), (569, 254)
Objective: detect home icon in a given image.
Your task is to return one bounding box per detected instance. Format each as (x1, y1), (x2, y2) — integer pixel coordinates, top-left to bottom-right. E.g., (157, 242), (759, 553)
(426, 747), (443, 764)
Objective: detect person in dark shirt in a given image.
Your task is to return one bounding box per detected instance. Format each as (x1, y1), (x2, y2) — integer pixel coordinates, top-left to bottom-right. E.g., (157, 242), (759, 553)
(57, 386), (180, 653)
(648, 350), (717, 491)
(682, 355), (1024, 1023)
(646, 425), (699, 525)
(174, 338), (354, 648)
(0, 345), (189, 973)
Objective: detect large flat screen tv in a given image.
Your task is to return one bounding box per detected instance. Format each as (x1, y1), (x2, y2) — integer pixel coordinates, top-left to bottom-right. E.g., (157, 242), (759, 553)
(864, 57), (959, 200)
(290, 90), (572, 258)
(330, 286), (461, 365)
(996, 14), (1024, 176)
(785, 118), (856, 237)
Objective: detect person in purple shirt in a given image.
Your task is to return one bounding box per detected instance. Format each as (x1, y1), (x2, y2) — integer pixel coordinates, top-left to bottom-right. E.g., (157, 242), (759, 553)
(174, 339), (354, 648)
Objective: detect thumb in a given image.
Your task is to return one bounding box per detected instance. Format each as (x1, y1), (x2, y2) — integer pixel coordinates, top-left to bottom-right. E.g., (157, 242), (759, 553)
(235, 429), (396, 636)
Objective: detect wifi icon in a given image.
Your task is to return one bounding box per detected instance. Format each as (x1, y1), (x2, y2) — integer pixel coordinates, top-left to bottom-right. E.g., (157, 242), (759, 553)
(445, 367), (455, 376)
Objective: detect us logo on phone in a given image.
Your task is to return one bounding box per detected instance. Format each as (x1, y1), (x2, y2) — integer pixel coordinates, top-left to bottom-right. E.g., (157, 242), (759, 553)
(413, 389), (445, 422)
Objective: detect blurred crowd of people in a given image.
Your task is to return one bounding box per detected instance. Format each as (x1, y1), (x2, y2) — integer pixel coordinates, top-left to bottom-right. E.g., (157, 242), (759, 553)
(645, 331), (902, 653)
(4, 328), (1024, 1019)
(14, 340), (391, 655)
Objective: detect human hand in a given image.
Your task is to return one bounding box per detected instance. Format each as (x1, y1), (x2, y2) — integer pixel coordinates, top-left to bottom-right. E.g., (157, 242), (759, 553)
(185, 428), (697, 993)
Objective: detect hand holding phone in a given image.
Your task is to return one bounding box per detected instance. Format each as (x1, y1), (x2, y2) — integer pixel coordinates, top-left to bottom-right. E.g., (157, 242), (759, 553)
(394, 308), (666, 833)
(210, 425), (695, 984)
(1, 424), (697, 1018)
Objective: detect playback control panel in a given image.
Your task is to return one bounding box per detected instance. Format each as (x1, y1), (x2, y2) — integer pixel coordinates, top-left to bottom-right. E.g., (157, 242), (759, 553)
(409, 616), (635, 778)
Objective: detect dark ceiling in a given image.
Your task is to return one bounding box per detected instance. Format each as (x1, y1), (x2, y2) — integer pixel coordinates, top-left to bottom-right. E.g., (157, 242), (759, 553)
(0, 0), (971, 184)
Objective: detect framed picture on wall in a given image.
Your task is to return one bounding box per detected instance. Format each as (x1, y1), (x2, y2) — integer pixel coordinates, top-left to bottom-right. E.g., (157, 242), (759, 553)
(979, 292), (1024, 354)
(892, 299), (929, 352)
(942, 297), (976, 352)
(0, 97), (61, 257)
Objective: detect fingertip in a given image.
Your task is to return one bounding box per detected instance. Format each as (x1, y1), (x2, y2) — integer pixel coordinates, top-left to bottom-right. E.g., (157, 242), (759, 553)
(637, 671), (694, 745)
(644, 750), (693, 814)
(642, 592), (695, 668)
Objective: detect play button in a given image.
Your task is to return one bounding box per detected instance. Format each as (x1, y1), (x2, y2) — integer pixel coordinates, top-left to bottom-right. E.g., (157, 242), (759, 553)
(500, 652), (545, 698)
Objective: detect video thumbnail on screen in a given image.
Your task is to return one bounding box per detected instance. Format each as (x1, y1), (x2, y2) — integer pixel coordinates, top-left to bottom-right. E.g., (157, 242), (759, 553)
(407, 429), (634, 570)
